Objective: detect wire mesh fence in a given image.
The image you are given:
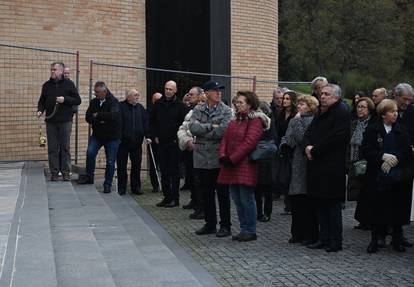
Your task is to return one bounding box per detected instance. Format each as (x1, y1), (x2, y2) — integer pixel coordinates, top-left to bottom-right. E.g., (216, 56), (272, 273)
(0, 42), (79, 163)
(88, 61), (256, 175)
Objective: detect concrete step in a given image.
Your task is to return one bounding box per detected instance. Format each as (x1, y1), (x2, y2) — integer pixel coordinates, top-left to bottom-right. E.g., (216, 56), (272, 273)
(72, 182), (209, 287)
(0, 162), (57, 287)
(47, 179), (116, 287)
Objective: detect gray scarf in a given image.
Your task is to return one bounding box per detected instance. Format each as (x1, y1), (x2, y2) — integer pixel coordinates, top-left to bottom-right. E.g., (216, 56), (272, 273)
(350, 115), (371, 162)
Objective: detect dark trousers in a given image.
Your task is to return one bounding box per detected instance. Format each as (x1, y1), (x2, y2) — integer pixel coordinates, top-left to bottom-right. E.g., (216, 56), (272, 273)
(158, 142), (181, 202)
(317, 199), (343, 246)
(192, 169), (204, 212)
(148, 143), (159, 191)
(255, 184), (273, 217)
(196, 168), (231, 229)
(290, 194), (319, 241)
(117, 141), (142, 193)
(183, 150), (194, 188)
(46, 121), (72, 175)
(86, 136), (120, 188)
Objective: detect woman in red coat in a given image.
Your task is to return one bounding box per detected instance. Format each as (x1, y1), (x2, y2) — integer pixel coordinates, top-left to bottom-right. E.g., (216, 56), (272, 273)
(218, 91), (265, 242)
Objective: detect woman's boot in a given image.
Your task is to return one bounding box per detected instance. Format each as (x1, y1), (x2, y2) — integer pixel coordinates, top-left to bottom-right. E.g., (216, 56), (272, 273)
(367, 226), (378, 254)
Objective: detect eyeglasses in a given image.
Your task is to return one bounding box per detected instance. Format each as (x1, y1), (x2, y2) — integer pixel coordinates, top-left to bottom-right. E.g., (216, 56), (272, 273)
(357, 105), (368, 110)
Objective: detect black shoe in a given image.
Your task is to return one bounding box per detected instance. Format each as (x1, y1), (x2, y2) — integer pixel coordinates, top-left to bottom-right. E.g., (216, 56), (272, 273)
(325, 245), (342, 252)
(280, 211), (291, 216)
(354, 224), (370, 230)
(288, 237), (303, 244)
(367, 241), (378, 254)
(302, 239), (317, 246)
(118, 188), (126, 196)
(182, 200), (195, 210)
(164, 201), (179, 208)
(156, 198), (169, 207)
(307, 241), (328, 249)
(78, 175), (94, 184)
(103, 186), (111, 193)
(393, 243), (406, 252)
(195, 225), (216, 235)
(62, 173), (71, 181)
(132, 190), (144, 195)
(238, 233), (257, 242)
(232, 232), (242, 241)
(51, 174), (59, 181)
(189, 210), (205, 220)
(258, 215), (271, 222)
(216, 228), (231, 238)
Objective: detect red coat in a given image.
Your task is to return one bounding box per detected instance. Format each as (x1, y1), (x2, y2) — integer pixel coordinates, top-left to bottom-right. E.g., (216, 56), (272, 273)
(218, 114), (263, 187)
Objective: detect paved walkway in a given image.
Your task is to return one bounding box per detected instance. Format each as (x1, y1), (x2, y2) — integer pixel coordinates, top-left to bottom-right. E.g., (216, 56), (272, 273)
(0, 162), (413, 286)
(135, 181), (414, 287)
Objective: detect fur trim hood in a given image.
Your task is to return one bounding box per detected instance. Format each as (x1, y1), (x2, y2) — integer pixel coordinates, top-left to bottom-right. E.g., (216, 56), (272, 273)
(248, 110), (271, 131)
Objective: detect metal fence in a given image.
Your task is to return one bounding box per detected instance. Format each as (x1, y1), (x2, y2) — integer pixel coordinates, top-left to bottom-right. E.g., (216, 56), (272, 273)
(0, 42), (80, 163)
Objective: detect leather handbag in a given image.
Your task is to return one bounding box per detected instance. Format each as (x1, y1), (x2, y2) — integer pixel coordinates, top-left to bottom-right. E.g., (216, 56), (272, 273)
(353, 159), (367, 177)
(250, 140), (278, 162)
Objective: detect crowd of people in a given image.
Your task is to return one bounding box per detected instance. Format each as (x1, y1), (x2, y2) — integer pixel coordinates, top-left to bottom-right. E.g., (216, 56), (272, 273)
(37, 62), (414, 252)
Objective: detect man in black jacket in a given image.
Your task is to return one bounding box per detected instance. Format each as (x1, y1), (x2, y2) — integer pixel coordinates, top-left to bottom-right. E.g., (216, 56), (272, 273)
(394, 83), (414, 248)
(116, 89), (150, 196)
(304, 84), (351, 252)
(78, 82), (121, 193)
(150, 80), (187, 207)
(37, 62), (81, 181)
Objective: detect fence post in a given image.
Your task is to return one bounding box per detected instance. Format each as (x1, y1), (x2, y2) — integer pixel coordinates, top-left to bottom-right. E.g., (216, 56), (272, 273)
(75, 51), (80, 164)
(88, 60), (93, 140)
(252, 76), (257, 93)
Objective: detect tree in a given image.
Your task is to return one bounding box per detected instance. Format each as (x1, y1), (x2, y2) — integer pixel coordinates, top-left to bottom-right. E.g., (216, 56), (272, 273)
(280, 0), (406, 96)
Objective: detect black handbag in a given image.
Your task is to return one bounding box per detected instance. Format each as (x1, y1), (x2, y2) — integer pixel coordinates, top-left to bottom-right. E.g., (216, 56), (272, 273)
(274, 146), (293, 194)
(250, 140), (278, 162)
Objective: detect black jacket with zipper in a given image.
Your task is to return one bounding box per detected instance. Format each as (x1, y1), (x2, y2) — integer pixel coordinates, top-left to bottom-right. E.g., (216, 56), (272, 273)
(85, 91), (121, 141)
(37, 76), (81, 122)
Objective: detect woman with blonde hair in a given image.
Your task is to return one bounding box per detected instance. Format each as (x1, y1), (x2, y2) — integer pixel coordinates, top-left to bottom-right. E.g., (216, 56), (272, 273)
(280, 95), (319, 244)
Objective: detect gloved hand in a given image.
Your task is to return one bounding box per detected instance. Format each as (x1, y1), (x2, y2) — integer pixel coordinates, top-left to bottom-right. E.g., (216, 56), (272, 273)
(381, 162), (392, 174)
(219, 156), (234, 168)
(382, 153), (398, 167)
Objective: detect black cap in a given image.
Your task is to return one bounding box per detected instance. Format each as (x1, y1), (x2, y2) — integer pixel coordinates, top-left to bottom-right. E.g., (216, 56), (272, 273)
(202, 81), (225, 91)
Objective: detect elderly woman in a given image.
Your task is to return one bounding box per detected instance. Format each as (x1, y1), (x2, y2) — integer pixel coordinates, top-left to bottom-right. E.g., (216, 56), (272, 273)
(361, 99), (412, 253)
(218, 91), (268, 242)
(349, 97), (375, 230)
(280, 95), (319, 244)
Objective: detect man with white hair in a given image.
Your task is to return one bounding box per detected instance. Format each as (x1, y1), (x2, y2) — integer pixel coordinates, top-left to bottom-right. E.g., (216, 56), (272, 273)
(371, 87), (388, 106)
(304, 84), (351, 252)
(116, 89), (150, 196)
(311, 76), (328, 100)
(394, 82), (414, 248)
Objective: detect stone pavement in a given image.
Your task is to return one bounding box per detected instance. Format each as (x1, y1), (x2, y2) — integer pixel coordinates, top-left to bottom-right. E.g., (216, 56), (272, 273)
(134, 181), (414, 287)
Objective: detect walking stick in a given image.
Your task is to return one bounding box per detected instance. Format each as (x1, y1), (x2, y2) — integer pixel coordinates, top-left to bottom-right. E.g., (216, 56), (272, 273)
(145, 138), (162, 193)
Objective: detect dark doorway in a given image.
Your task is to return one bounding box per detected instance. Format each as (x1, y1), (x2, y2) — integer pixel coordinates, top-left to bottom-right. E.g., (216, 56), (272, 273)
(146, 0), (211, 101)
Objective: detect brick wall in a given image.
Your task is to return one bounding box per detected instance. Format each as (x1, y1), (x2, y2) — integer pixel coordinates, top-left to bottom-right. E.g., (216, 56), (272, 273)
(0, 0), (146, 168)
(231, 0), (278, 102)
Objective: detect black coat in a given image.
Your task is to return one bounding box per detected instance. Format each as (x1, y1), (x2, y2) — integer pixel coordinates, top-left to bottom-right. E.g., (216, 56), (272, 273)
(398, 104), (414, 145)
(150, 96), (187, 144)
(85, 91), (121, 141)
(358, 121), (412, 225)
(304, 100), (351, 200)
(257, 119), (277, 185)
(119, 100), (149, 146)
(37, 77), (81, 122)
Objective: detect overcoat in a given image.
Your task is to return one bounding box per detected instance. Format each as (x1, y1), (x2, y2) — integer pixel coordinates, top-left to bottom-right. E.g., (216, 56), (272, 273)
(303, 100), (351, 200)
(358, 121), (412, 225)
